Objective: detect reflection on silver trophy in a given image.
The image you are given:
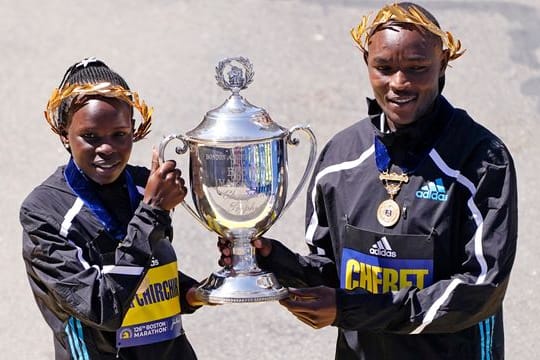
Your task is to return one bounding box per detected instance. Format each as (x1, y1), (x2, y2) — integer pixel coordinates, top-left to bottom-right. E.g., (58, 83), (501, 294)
(159, 57), (317, 304)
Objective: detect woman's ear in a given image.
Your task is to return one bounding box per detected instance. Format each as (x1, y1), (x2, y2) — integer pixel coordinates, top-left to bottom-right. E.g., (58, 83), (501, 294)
(60, 132), (70, 152)
(363, 51), (369, 65)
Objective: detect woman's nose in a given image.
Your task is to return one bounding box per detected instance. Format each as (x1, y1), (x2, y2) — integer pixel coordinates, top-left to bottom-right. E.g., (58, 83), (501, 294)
(96, 141), (114, 155)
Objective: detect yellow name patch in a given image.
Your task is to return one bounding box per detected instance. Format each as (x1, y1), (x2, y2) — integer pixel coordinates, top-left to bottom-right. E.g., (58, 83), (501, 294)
(344, 259), (429, 293)
(122, 261), (181, 326)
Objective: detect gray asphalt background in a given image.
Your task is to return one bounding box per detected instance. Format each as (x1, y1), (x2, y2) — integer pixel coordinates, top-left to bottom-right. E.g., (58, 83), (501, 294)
(1, 0), (538, 359)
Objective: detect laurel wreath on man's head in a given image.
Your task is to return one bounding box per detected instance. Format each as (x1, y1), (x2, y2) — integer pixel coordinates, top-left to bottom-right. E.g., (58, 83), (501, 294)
(44, 82), (153, 142)
(350, 3), (464, 61)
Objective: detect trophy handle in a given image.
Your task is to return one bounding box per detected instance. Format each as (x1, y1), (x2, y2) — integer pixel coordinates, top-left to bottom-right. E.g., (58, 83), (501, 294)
(282, 125), (317, 215)
(158, 134), (213, 232)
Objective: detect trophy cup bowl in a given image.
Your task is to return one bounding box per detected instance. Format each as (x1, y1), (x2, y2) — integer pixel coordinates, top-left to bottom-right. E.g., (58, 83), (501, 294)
(159, 57), (316, 304)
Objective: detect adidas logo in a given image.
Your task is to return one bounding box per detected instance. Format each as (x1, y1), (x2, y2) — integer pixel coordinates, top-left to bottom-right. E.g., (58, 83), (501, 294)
(415, 178), (448, 202)
(369, 237), (397, 258)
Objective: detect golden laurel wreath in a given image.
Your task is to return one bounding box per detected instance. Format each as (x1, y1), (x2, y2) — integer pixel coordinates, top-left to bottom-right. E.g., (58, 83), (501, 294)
(44, 82), (153, 142)
(350, 3), (464, 61)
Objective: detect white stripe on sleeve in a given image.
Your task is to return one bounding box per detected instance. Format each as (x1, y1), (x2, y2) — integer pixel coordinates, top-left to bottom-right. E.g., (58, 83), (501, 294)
(410, 149), (486, 334)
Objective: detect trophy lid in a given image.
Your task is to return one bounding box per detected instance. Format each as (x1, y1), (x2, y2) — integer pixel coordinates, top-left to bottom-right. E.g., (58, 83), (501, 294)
(186, 57), (287, 143)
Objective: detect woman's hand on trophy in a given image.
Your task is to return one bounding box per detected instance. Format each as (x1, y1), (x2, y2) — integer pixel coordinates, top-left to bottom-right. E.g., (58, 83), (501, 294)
(217, 237), (273, 267)
(279, 286), (337, 329)
(186, 286), (204, 307)
(186, 286), (217, 307)
(144, 148), (188, 211)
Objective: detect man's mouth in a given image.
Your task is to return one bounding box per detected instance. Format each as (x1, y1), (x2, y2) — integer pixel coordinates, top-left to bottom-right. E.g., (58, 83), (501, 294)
(388, 95), (417, 105)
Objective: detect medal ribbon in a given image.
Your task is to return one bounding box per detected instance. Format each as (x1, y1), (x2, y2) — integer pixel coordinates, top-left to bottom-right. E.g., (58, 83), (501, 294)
(374, 136), (409, 194)
(374, 134), (433, 174)
(64, 157), (141, 240)
(375, 136), (419, 173)
(374, 136), (392, 173)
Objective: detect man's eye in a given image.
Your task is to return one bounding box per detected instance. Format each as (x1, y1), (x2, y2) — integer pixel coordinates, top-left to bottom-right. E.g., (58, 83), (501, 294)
(115, 132), (127, 137)
(82, 133), (96, 139)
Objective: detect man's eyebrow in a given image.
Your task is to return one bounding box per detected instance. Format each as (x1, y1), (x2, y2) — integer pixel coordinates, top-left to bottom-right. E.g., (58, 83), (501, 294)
(370, 55), (391, 63)
(372, 53), (432, 62)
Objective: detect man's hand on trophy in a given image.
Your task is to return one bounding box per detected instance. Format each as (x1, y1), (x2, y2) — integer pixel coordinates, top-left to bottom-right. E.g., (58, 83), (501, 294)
(144, 148), (188, 211)
(217, 237), (273, 267)
(279, 286), (337, 329)
(217, 237), (232, 267)
(251, 237), (273, 257)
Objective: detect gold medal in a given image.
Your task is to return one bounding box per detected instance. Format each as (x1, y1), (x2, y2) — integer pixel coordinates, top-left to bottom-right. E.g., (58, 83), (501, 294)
(377, 171), (409, 227)
(377, 199), (401, 227)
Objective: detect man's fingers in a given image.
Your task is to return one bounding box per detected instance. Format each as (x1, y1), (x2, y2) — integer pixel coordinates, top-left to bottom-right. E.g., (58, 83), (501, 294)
(287, 288), (319, 300)
(292, 313), (318, 329)
(251, 237), (272, 256)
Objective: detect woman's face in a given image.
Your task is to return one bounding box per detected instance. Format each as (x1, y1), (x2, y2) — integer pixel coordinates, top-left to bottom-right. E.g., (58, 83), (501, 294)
(63, 97), (133, 185)
(366, 24), (449, 130)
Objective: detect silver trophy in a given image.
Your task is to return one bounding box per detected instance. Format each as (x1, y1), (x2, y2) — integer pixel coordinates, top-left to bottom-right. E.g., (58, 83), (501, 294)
(159, 57), (317, 304)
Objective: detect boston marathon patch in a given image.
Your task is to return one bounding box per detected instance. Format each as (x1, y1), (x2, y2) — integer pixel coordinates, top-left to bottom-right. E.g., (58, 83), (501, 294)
(341, 225), (434, 293)
(117, 261), (183, 348)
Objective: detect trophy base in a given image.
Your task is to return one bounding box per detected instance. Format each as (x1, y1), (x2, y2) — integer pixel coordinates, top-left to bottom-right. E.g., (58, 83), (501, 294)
(196, 269), (288, 304)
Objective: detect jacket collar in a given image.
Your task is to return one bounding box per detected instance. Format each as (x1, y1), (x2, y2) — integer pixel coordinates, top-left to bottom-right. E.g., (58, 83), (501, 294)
(63, 158), (140, 239)
(368, 95), (454, 171)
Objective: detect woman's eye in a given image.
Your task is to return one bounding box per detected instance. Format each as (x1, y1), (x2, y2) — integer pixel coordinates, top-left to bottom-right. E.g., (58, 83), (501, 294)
(375, 66), (393, 74)
(82, 133), (96, 139)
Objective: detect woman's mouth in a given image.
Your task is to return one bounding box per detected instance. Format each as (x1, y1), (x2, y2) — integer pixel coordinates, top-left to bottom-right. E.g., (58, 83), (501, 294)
(93, 161), (120, 171)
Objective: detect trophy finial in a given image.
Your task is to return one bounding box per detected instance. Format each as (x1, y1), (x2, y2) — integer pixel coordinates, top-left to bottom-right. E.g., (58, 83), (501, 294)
(215, 57), (254, 94)
(227, 66), (244, 88)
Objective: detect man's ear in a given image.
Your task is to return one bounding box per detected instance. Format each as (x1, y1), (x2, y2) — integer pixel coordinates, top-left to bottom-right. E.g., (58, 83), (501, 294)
(439, 49), (450, 76)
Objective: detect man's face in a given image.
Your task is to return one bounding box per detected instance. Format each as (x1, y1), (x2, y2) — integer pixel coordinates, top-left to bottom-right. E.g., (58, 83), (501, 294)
(63, 97), (133, 185)
(366, 24), (449, 129)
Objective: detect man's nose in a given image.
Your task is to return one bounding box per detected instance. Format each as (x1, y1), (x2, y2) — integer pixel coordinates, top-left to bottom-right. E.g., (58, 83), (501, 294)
(389, 70), (409, 90)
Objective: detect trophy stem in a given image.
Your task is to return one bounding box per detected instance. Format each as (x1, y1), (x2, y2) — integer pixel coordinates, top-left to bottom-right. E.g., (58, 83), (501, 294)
(196, 228), (288, 304)
(230, 229), (260, 274)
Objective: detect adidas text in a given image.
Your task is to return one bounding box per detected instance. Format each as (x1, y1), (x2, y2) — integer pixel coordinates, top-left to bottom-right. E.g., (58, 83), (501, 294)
(415, 178), (448, 202)
(370, 237), (397, 258)
(369, 247), (397, 258)
(415, 190), (448, 202)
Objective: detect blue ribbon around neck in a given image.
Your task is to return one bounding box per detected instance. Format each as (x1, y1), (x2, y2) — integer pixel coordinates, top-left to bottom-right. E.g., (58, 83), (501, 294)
(374, 136), (428, 174)
(64, 158), (141, 240)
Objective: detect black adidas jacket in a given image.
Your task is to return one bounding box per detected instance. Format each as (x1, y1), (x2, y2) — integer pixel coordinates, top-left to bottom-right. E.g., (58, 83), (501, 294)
(21, 163), (199, 359)
(258, 96), (518, 359)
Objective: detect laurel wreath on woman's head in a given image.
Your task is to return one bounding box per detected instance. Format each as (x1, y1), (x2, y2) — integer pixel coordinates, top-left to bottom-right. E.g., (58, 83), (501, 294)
(44, 82), (153, 142)
(351, 3), (464, 61)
